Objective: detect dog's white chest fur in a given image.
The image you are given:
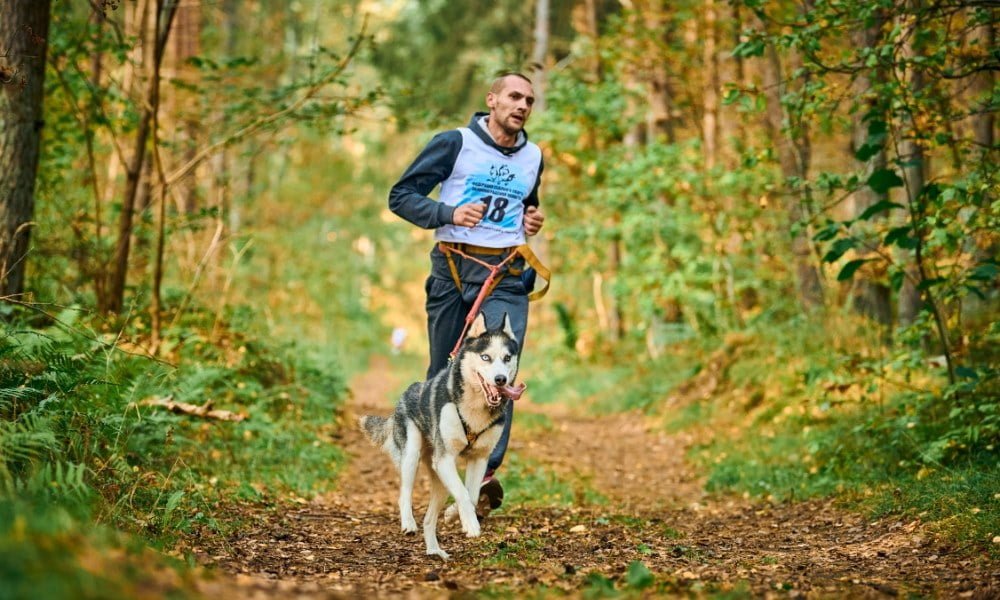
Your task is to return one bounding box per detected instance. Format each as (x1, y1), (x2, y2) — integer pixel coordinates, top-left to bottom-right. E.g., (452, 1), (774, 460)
(439, 403), (504, 459)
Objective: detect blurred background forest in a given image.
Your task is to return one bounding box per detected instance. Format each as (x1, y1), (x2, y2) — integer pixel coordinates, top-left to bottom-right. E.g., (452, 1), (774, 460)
(0, 0), (997, 595)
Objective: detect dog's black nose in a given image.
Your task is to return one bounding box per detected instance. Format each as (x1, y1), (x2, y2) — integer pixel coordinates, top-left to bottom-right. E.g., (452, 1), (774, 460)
(494, 375), (507, 386)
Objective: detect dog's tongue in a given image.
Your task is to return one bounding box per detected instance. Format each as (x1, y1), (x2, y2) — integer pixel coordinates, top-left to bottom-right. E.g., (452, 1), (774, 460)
(501, 382), (526, 401)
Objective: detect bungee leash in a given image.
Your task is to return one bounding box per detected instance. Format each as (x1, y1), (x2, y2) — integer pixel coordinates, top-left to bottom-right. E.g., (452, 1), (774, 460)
(441, 242), (521, 361)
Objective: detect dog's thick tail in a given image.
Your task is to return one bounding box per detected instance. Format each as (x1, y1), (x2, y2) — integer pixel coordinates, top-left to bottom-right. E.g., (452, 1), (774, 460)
(358, 414), (393, 447)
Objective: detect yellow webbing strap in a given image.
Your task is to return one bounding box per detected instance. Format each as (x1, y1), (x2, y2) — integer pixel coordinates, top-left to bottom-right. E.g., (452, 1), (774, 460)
(515, 244), (551, 302)
(443, 248), (463, 291)
(439, 243), (552, 302)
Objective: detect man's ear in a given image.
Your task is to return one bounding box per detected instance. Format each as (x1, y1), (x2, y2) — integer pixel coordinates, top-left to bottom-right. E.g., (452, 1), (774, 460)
(469, 312), (488, 338)
(501, 312), (515, 339)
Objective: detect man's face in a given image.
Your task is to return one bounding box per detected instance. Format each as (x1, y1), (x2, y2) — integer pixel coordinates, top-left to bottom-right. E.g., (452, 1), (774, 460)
(487, 76), (535, 136)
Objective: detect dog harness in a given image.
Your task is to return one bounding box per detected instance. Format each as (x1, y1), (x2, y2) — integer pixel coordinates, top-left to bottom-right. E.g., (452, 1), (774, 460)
(458, 410), (507, 454)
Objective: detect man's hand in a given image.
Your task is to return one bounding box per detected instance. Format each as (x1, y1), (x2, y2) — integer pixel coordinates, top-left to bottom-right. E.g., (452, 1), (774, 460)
(453, 202), (486, 228)
(523, 206), (545, 236)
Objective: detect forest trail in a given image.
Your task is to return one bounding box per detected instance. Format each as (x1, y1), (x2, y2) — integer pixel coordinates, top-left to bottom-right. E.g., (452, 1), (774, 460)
(196, 356), (998, 599)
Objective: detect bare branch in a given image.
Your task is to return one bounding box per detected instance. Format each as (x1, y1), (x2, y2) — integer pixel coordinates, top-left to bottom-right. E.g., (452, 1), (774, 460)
(137, 396), (247, 421)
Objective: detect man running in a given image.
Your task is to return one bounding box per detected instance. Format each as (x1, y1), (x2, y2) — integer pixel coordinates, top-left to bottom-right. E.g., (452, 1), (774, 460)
(387, 72), (546, 516)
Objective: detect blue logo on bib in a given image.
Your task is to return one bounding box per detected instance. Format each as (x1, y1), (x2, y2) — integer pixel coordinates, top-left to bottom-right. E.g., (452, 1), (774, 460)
(458, 163), (527, 232)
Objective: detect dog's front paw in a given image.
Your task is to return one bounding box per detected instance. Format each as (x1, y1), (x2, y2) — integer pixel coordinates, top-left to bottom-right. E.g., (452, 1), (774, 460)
(401, 514), (418, 534)
(442, 504), (458, 523)
(463, 520), (481, 538)
(426, 548), (450, 561)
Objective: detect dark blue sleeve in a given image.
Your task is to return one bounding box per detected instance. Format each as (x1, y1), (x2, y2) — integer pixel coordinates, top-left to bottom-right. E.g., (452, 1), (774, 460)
(388, 130), (463, 229)
(523, 156), (543, 208)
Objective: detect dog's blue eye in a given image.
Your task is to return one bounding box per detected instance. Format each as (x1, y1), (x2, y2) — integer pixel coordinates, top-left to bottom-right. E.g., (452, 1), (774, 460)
(481, 354), (491, 362)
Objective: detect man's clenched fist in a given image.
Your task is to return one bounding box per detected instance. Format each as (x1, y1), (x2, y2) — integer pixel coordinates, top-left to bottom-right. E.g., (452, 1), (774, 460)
(523, 205), (545, 236)
(453, 202), (486, 228)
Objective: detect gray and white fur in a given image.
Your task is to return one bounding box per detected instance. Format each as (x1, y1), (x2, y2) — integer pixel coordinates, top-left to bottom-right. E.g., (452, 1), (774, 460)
(359, 312), (519, 560)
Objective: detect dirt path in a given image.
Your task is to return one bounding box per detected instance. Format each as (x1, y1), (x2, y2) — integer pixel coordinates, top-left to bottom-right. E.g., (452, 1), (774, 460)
(197, 356), (999, 598)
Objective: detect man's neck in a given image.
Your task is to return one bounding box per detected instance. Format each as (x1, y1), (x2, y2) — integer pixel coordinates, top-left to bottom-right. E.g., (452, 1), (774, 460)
(484, 116), (518, 148)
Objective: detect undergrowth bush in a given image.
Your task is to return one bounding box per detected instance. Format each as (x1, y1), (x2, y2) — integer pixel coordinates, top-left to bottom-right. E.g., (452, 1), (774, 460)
(680, 310), (1000, 554)
(0, 302), (350, 593)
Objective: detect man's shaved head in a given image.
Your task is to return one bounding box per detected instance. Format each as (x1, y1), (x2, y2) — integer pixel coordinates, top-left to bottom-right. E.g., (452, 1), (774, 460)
(490, 72), (533, 95)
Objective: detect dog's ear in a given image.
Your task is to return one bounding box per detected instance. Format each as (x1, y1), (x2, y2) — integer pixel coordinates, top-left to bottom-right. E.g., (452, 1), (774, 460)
(469, 312), (488, 338)
(501, 312), (515, 339)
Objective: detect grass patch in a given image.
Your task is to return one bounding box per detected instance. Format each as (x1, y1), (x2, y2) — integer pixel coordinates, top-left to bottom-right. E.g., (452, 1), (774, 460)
(524, 343), (703, 415)
(500, 453), (608, 508)
(698, 401), (1000, 555)
(499, 454), (576, 508)
(0, 499), (200, 600)
(594, 514), (683, 540)
(481, 536), (547, 568)
(523, 352), (634, 408)
(515, 411), (553, 433)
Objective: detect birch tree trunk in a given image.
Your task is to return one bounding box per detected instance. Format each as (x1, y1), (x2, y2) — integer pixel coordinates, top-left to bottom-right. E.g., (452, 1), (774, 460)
(531, 0), (549, 112)
(0, 0), (52, 299)
(702, 0), (719, 170)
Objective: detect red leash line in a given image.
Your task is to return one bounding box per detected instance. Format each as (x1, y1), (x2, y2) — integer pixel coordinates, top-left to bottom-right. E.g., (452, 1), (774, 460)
(444, 244), (520, 360)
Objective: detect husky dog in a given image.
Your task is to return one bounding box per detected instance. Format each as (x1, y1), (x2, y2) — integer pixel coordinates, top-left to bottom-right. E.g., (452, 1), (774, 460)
(359, 312), (524, 560)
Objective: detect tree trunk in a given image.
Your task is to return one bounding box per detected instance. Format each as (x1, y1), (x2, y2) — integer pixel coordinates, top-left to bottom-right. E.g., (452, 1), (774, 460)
(970, 18), (995, 151)
(761, 39), (823, 309)
(717, 1), (744, 169)
(897, 3), (927, 327)
(531, 0), (549, 112)
(0, 0), (52, 300)
(702, 0), (719, 170)
(104, 0), (179, 314)
(644, 1), (674, 142)
(967, 16), (996, 280)
(583, 0), (601, 80)
(849, 17), (892, 325)
(174, 0), (201, 213)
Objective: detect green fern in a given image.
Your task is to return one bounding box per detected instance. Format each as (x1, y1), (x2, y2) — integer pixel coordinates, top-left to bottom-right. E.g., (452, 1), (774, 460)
(14, 461), (91, 500)
(0, 413), (59, 462)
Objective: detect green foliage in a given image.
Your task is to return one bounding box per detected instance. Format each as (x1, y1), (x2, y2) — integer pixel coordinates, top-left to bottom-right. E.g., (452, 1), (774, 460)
(680, 314), (1000, 554)
(582, 572), (618, 599)
(0, 306), (349, 591)
(624, 560), (654, 590)
(36, 0), (379, 312)
(0, 501), (135, 600)
(577, 561), (659, 598)
(732, 0), (1000, 386)
(371, 0), (581, 127)
(536, 61), (786, 352)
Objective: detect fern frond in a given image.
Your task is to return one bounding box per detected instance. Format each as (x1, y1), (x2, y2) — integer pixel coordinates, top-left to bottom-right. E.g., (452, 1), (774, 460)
(0, 413), (59, 464)
(14, 460), (92, 500)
